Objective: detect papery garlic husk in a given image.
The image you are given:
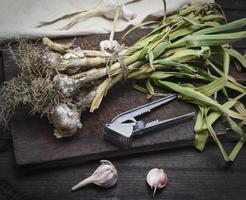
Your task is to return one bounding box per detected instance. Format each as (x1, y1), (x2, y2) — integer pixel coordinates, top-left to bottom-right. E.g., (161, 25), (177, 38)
(146, 168), (168, 196)
(72, 160), (118, 191)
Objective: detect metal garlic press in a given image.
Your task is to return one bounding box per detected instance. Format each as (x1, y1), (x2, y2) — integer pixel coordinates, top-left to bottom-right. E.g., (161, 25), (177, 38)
(104, 94), (195, 148)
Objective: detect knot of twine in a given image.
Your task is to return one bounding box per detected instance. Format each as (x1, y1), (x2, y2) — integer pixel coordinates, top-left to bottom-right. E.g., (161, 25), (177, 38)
(106, 52), (128, 81)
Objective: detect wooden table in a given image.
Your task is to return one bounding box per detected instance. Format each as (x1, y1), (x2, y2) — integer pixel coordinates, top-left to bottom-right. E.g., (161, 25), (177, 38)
(0, 0), (246, 199)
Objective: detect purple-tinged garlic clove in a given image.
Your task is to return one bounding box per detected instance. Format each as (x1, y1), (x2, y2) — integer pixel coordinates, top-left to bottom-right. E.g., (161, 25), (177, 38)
(72, 160), (118, 191)
(48, 103), (82, 138)
(146, 168), (168, 196)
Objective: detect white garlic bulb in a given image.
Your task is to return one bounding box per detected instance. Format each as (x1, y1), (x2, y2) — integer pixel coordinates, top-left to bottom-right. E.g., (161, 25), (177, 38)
(100, 40), (121, 52)
(146, 168), (168, 196)
(53, 74), (78, 97)
(49, 103), (82, 138)
(72, 160), (118, 191)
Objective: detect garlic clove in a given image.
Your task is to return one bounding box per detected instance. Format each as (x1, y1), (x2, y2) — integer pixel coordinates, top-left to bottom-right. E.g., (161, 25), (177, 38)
(72, 160), (118, 191)
(146, 168), (168, 196)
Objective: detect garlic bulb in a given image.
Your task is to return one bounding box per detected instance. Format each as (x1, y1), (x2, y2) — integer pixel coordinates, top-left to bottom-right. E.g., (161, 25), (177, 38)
(146, 168), (168, 196)
(72, 160), (118, 191)
(53, 74), (78, 97)
(100, 40), (121, 52)
(48, 90), (96, 138)
(48, 103), (82, 138)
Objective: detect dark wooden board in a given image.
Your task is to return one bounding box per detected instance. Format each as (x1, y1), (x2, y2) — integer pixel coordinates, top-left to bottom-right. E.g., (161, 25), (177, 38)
(11, 83), (199, 169)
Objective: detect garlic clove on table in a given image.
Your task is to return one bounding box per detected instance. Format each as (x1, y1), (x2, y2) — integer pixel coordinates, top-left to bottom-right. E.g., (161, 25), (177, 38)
(72, 160), (118, 191)
(146, 168), (168, 196)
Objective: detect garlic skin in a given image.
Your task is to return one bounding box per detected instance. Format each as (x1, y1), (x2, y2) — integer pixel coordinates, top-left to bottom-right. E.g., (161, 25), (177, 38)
(72, 160), (118, 191)
(146, 168), (168, 196)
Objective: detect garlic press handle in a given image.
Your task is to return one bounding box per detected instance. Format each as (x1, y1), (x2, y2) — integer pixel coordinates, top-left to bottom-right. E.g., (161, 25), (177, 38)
(134, 112), (195, 136)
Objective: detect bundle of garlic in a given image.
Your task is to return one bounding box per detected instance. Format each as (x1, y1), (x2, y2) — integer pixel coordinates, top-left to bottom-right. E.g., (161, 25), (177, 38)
(0, 3), (246, 161)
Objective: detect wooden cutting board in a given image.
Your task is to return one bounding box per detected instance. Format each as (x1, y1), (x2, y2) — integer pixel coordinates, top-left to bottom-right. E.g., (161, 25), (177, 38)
(11, 81), (205, 168)
(2, 31), (245, 170)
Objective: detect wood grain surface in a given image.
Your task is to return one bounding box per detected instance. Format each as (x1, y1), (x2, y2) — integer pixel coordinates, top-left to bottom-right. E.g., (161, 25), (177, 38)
(0, 0), (246, 199)
(10, 81), (199, 169)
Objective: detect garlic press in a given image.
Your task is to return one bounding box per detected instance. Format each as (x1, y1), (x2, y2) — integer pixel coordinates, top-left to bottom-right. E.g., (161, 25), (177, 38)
(104, 94), (195, 148)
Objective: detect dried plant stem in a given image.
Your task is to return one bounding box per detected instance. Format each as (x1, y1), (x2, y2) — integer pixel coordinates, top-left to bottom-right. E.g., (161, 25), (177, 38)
(82, 50), (111, 58)
(109, 5), (121, 42)
(62, 6), (101, 30)
(64, 57), (107, 68)
(42, 37), (75, 53)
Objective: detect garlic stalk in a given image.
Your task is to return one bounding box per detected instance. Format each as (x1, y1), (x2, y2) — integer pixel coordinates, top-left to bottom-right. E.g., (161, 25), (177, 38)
(42, 37), (75, 54)
(72, 160), (118, 191)
(146, 168), (168, 196)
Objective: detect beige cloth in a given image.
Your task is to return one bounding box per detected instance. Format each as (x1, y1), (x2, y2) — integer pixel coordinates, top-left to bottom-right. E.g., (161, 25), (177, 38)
(0, 0), (213, 42)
